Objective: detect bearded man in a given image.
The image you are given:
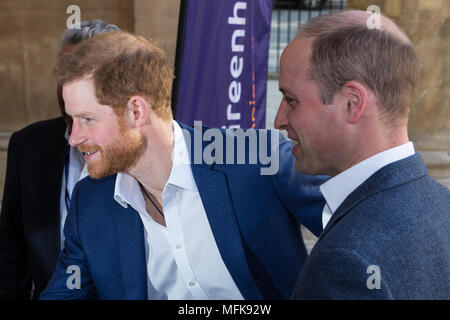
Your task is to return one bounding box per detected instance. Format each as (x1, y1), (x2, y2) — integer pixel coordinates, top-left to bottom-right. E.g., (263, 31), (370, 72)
(0, 19), (120, 300)
(39, 31), (328, 300)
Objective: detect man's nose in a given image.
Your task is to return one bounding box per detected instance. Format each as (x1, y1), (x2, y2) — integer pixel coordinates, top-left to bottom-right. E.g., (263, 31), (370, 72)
(68, 121), (85, 147)
(274, 101), (288, 130)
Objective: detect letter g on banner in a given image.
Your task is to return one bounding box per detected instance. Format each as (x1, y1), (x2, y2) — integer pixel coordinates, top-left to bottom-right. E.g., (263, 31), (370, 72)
(66, 265), (81, 289)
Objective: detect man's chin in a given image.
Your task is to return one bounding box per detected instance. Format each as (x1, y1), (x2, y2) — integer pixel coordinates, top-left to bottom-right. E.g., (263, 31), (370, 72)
(84, 128), (145, 179)
(295, 158), (330, 176)
(294, 158), (313, 175)
(87, 163), (116, 180)
(87, 169), (108, 180)
(294, 162), (305, 174)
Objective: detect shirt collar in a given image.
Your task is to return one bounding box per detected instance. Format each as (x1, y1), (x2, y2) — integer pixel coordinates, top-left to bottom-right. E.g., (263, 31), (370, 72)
(166, 120), (198, 192)
(114, 120), (198, 209)
(320, 141), (415, 214)
(114, 172), (143, 209)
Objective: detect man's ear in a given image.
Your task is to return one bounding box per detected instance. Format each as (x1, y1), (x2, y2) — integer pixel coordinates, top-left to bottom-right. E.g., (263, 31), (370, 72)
(126, 96), (151, 127)
(341, 81), (367, 124)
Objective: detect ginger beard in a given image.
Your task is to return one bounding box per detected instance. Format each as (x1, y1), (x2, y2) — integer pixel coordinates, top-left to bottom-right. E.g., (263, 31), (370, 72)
(79, 115), (146, 179)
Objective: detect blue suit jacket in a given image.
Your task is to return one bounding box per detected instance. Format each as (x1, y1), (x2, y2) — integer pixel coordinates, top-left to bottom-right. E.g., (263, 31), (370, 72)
(293, 154), (450, 299)
(40, 123), (327, 300)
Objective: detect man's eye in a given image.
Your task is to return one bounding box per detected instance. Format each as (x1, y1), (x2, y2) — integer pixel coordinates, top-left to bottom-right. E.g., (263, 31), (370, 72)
(284, 95), (295, 105)
(81, 118), (93, 124)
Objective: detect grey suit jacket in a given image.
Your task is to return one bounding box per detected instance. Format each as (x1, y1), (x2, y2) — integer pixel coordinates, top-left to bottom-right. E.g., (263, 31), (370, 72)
(293, 153), (450, 299)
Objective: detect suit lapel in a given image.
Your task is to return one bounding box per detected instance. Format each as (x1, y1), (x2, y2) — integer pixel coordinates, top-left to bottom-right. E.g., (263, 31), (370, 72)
(34, 118), (66, 256)
(318, 153), (428, 242)
(191, 163), (262, 299)
(112, 199), (148, 299)
(111, 164), (261, 299)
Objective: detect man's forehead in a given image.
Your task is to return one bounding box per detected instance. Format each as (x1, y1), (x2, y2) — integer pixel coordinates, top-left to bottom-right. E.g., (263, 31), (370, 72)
(62, 78), (101, 115)
(286, 36), (312, 57)
(279, 37), (312, 83)
(63, 77), (94, 92)
(63, 78), (98, 104)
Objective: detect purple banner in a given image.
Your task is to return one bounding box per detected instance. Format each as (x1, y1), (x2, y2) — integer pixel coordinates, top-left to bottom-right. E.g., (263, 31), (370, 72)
(174, 0), (273, 129)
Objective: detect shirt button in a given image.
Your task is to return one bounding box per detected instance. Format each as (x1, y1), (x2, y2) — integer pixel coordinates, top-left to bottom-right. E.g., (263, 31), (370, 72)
(189, 281), (196, 287)
(175, 244), (182, 249)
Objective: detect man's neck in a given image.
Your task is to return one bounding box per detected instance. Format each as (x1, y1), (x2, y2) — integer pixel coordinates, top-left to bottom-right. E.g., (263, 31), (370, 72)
(128, 120), (174, 198)
(337, 127), (410, 176)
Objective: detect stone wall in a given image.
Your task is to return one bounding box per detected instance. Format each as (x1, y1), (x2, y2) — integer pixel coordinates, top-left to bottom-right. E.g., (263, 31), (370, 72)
(134, 0), (180, 67)
(0, 1), (449, 206)
(0, 0), (135, 202)
(0, 0), (135, 131)
(0, 0), (180, 205)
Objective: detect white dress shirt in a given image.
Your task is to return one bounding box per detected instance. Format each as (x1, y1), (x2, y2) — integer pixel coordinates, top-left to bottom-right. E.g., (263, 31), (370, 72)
(113, 120), (244, 300)
(59, 146), (88, 249)
(320, 142), (416, 229)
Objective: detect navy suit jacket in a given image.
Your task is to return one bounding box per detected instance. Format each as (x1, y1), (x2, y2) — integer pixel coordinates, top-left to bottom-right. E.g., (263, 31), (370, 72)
(293, 154), (450, 299)
(40, 123), (327, 299)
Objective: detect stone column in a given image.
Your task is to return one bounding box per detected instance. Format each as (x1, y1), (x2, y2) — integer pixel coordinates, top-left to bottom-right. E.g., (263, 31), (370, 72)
(348, 0), (450, 187)
(134, 0), (181, 67)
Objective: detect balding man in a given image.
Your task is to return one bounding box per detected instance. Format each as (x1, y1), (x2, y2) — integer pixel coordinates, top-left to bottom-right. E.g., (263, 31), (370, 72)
(39, 30), (327, 300)
(274, 10), (450, 299)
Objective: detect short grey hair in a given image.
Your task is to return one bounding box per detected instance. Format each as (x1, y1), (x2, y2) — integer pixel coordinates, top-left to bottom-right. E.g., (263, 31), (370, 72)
(58, 19), (121, 55)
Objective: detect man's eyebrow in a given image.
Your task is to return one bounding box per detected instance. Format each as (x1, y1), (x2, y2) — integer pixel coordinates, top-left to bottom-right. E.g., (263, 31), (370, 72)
(279, 88), (293, 97)
(72, 112), (95, 118)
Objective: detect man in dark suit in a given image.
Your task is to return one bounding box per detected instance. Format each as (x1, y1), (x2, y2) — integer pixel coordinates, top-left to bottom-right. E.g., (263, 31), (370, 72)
(40, 31), (327, 299)
(274, 10), (450, 299)
(0, 19), (120, 300)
